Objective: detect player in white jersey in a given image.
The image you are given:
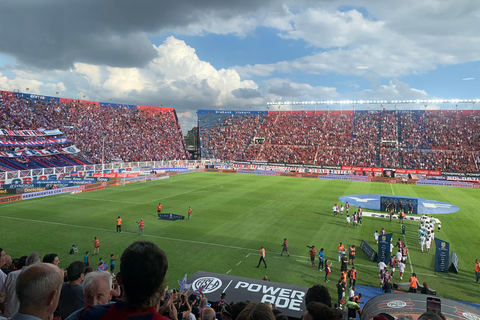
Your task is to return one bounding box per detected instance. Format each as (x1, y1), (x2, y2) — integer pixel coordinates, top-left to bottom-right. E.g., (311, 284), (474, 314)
(398, 261), (406, 279)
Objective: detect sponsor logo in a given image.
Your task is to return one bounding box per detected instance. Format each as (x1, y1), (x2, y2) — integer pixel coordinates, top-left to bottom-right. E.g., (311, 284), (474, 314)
(0, 189), (7, 194)
(387, 300), (407, 308)
(463, 313), (480, 320)
(192, 277), (223, 294)
(0, 195), (22, 204)
(234, 281), (304, 311)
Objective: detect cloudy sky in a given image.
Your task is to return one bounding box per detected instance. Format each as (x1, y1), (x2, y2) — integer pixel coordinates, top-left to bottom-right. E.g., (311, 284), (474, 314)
(0, 0), (479, 132)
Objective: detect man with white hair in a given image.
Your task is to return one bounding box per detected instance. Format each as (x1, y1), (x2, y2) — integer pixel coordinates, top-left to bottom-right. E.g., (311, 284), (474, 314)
(8, 263), (63, 320)
(65, 271), (113, 320)
(2, 251), (42, 317)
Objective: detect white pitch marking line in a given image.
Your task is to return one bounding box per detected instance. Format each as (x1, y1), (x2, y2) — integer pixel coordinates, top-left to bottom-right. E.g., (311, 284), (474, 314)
(226, 269), (232, 274)
(390, 184), (395, 195)
(403, 234), (414, 273)
(236, 261), (242, 266)
(246, 253), (251, 258)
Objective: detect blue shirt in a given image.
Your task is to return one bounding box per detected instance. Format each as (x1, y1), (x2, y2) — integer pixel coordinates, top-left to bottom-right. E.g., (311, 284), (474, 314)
(318, 251), (324, 261)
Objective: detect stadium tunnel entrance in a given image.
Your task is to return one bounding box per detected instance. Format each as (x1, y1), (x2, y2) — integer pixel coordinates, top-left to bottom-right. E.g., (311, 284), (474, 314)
(338, 194), (459, 215)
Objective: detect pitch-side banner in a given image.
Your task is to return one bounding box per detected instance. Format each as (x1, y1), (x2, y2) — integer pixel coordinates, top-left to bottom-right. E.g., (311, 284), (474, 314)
(0, 129), (63, 136)
(434, 237), (450, 273)
(377, 233), (393, 262)
(0, 137), (69, 147)
(0, 146), (80, 158)
(187, 271), (307, 319)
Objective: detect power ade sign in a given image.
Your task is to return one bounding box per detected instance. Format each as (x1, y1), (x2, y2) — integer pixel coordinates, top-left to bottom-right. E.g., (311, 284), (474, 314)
(188, 271), (307, 319)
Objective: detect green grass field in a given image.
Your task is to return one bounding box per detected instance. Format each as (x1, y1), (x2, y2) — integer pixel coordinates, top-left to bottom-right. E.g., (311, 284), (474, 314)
(1, 172), (479, 304)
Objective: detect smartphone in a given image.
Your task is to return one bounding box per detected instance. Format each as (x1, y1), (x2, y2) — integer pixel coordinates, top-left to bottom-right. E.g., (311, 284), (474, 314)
(427, 297), (441, 315)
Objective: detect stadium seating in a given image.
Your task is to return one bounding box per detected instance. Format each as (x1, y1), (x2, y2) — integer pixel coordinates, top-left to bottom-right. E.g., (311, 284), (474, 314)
(0, 91), (189, 171)
(199, 110), (480, 173)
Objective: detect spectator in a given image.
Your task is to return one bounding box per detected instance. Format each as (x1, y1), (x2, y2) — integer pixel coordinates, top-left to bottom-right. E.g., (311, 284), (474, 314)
(303, 301), (340, 320)
(236, 302), (275, 320)
(2, 251), (41, 317)
(11, 263), (63, 320)
(202, 307), (216, 320)
(43, 253), (60, 267)
(305, 285), (332, 308)
(57, 261), (86, 319)
(77, 241), (170, 320)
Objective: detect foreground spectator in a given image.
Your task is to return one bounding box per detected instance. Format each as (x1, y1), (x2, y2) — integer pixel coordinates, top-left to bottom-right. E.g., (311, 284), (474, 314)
(57, 261), (86, 319)
(10, 263), (63, 320)
(2, 251), (42, 317)
(303, 301), (340, 320)
(77, 241), (170, 320)
(236, 302), (275, 320)
(305, 284), (332, 308)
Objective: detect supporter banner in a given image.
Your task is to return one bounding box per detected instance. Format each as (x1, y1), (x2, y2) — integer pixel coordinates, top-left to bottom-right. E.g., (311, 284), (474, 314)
(0, 129), (43, 136)
(449, 250), (459, 273)
(434, 237), (449, 273)
(187, 271), (307, 319)
(360, 239), (377, 262)
(0, 145), (80, 158)
(14, 92), (60, 102)
(377, 233), (393, 263)
(442, 172), (480, 177)
(395, 168), (441, 175)
(158, 213), (185, 220)
(64, 176), (110, 182)
(342, 166), (383, 173)
(197, 109), (267, 115)
(0, 137), (69, 147)
(318, 174), (371, 182)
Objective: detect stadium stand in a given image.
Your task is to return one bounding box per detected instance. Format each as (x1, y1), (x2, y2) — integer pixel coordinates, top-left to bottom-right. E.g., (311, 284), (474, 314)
(199, 109), (480, 173)
(0, 90), (189, 171)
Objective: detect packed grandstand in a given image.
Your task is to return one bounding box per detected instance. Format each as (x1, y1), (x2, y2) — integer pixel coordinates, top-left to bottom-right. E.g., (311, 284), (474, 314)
(1, 90), (479, 174)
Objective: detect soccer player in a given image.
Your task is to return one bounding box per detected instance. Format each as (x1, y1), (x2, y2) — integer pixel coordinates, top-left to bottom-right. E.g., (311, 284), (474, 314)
(188, 207), (192, 221)
(157, 202), (162, 213)
(398, 260), (406, 280)
(401, 246), (408, 263)
(346, 215), (351, 227)
(137, 219), (144, 235)
(340, 205), (344, 215)
(389, 254), (397, 277)
(374, 231), (379, 244)
(345, 202), (349, 214)
(395, 238), (404, 249)
(281, 238), (290, 256)
(256, 246), (267, 268)
(309, 246), (317, 268)
(378, 259), (386, 278)
(436, 218), (442, 232)
(116, 216), (122, 233)
(333, 204), (338, 217)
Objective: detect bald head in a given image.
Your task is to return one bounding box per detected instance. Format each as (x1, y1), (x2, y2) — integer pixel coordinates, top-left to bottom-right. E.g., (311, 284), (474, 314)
(202, 307), (216, 320)
(16, 263), (63, 316)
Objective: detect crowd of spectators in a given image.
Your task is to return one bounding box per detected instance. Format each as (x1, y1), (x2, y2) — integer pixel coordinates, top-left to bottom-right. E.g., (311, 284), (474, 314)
(200, 110), (479, 173)
(0, 93), (189, 170)
(0, 242), (348, 320)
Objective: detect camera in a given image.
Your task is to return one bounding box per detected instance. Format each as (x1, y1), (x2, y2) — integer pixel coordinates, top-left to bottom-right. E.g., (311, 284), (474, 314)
(307, 245), (314, 249)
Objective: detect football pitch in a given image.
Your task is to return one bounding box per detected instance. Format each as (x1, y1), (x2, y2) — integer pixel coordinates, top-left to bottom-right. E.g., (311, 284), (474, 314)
(1, 172), (479, 304)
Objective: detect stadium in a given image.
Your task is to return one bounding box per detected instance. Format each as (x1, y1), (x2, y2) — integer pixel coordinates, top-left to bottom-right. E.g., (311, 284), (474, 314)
(1, 89), (480, 320)
(1, 2), (480, 320)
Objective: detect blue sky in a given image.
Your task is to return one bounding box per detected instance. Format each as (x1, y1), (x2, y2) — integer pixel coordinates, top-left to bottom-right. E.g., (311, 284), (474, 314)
(0, 0), (479, 131)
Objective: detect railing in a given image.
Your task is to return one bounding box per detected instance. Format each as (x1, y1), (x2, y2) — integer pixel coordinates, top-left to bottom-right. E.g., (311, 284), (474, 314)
(0, 160), (211, 181)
